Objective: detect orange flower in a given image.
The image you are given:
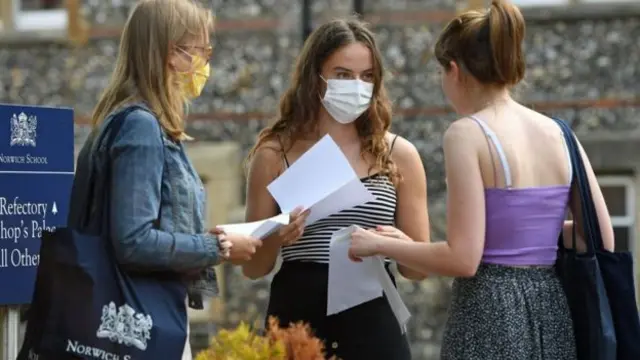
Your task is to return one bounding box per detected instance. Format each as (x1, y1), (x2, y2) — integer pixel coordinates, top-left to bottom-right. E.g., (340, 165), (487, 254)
(266, 317), (336, 360)
(195, 316), (337, 360)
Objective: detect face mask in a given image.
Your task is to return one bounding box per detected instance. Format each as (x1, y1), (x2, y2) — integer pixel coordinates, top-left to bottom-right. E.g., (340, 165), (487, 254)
(177, 52), (210, 99)
(321, 77), (373, 124)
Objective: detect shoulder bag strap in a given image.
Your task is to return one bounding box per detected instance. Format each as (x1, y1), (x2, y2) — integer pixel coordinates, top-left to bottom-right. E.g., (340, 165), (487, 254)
(553, 117), (602, 253)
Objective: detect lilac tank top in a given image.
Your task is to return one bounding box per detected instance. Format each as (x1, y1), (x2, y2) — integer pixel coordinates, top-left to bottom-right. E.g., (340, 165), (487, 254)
(470, 116), (572, 266)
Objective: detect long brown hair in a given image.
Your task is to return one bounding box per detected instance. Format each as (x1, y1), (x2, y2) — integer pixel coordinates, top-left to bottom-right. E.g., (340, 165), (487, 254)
(247, 18), (398, 184)
(91, 0), (214, 141)
(434, 0), (525, 87)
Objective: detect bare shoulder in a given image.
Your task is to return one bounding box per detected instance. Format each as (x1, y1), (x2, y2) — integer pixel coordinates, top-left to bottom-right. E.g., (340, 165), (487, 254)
(252, 138), (282, 159)
(443, 118), (484, 150)
(386, 132), (422, 169)
(248, 138), (285, 179)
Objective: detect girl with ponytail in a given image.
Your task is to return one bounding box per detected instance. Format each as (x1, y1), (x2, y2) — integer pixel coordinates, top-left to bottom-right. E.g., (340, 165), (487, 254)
(349, 1), (609, 358)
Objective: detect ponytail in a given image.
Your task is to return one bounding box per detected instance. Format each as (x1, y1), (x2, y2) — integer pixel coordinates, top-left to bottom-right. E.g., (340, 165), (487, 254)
(434, 0), (526, 87)
(488, 0), (526, 85)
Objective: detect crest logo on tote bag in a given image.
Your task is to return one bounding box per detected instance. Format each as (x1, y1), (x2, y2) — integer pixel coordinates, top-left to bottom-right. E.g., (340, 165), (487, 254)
(96, 302), (154, 351)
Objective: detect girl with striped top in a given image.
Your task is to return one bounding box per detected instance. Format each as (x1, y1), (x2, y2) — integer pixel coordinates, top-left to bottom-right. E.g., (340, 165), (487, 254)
(242, 18), (430, 360)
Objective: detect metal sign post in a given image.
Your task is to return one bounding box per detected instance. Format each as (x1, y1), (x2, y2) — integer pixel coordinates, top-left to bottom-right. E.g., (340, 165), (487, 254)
(1, 307), (19, 360)
(0, 104), (75, 359)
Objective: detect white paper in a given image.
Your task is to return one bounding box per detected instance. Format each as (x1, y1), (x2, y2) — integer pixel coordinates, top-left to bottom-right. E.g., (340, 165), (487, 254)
(309, 178), (374, 225)
(267, 135), (374, 225)
(327, 226), (383, 316)
(327, 225), (411, 333)
(218, 214), (289, 240)
(372, 257), (411, 333)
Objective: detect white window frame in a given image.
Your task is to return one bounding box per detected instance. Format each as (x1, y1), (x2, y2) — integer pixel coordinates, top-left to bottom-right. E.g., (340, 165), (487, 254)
(597, 175), (635, 253)
(12, 0), (67, 32)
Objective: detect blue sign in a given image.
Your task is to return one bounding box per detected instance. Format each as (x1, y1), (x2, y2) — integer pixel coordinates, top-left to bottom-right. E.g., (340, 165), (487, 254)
(0, 104), (74, 305)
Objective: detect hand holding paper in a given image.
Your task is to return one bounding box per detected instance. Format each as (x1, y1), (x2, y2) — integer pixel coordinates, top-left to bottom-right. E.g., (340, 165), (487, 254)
(328, 225), (383, 316)
(348, 227), (383, 261)
(328, 225), (411, 333)
(217, 213), (290, 240)
(273, 207), (311, 246)
(216, 232), (262, 263)
(216, 214), (291, 262)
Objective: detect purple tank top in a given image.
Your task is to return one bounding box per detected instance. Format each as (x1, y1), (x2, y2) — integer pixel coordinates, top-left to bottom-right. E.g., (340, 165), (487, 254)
(469, 116), (572, 266)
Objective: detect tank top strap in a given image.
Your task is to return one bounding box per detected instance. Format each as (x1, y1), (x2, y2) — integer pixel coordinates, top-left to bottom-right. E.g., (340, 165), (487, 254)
(389, 134), (399, 153)
(560, 131), (573, 185)
(277, 135), (290, 169)
(468, 115), (513, 188)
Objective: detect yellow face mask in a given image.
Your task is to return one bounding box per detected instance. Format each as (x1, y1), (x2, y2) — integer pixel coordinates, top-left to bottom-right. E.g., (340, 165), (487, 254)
(177, 52), (210, 99)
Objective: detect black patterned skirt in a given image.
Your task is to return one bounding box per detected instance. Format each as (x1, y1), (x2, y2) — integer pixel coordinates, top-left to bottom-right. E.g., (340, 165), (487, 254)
(441, 264), (576, 360)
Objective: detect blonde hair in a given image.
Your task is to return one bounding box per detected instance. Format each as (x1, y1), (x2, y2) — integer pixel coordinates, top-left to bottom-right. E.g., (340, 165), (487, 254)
(91, 0), (214, 141)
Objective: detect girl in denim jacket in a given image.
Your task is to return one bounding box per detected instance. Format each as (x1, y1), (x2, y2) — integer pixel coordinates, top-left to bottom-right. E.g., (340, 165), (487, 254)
(68, 1), (261, 358)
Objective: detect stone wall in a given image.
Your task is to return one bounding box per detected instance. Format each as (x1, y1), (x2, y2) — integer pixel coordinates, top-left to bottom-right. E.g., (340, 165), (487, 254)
(1, 0), (639, 358)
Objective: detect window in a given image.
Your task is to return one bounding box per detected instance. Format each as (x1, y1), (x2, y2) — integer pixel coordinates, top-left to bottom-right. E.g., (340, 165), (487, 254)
(598, 176), (635, 253)
(12, 0), (67, 32)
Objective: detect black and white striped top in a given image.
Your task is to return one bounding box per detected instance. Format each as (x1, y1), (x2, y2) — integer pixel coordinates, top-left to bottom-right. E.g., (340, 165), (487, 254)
(281, 173), (397, 263)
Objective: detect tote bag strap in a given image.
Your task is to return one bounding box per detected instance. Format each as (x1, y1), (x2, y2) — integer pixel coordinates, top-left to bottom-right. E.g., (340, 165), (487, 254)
(78, 106), (139, 230)
(553, 118), (604, 253)
(83, 105), (164, 235)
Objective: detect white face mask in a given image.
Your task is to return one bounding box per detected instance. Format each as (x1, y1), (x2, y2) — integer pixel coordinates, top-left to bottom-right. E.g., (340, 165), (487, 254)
(321, 77), (373, 124)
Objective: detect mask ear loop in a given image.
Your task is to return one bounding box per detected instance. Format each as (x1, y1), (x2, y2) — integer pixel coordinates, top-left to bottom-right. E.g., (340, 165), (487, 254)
(318, 75), (329, 101)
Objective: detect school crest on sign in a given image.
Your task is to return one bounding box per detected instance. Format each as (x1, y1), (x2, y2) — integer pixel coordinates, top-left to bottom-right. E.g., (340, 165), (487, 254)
(10, 112), (37, 147)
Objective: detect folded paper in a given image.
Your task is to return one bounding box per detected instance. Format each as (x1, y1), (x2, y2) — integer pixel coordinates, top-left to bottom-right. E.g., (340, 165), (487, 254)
(327, 225), (411, 333)
(218, 214), (289, 240)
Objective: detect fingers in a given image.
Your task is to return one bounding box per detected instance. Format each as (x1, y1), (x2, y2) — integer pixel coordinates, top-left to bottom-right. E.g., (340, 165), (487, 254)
(375, 225), (396, 232)
(351, 227), (369, 239)
(210, 227), (226, 235)
(220, 239), (232, 249)
(376, 231), (398, 238)
(293, 210), (309, 225)
(278, 208), (309, 238)
(219, 239), (231, 259)
(373, 225), (406, 239)
(224, 235), (263, 262)
(251, 237), (263, 248)
(280, 209), (309, 246)
(282, 228), (303, 246)
(290, 206), (305, 217)
(348, 248), (363, 263)
(244, 236), (261, 253)
(289, 207), (311, 220)
(220, 239), (232, 256)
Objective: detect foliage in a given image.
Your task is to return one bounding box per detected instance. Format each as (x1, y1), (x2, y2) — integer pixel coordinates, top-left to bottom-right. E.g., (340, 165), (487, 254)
(195, 321), (285, 360)
(196, 316), (336, 360)
(265, 317), (336, 360)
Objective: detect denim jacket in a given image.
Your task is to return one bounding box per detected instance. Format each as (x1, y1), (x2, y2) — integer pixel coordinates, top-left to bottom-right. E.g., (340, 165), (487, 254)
(68, 103), (219, 309)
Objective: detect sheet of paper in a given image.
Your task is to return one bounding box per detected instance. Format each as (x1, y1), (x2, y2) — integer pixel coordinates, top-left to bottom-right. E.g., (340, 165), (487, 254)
(308, 177), (374, 225)
(267, 135), (374, 225)
(218, 214), (289, 240)
(326, 225), (411, 333)
(372, 256), (411, 333)
(327, 225), (383, 316)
